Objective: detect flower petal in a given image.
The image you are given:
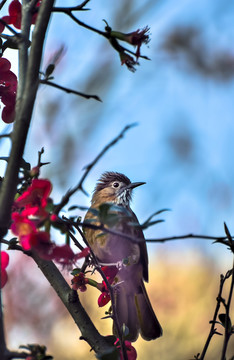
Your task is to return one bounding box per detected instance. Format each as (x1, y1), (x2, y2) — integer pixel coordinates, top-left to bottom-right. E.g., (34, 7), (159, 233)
(1, 251), (9, 270)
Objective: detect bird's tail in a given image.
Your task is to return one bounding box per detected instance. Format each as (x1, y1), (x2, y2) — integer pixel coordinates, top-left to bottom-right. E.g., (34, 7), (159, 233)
(113, 279), (162, 342)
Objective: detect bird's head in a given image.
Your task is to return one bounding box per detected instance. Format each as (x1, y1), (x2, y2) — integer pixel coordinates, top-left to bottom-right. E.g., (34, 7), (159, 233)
(91, 171), (145, 207)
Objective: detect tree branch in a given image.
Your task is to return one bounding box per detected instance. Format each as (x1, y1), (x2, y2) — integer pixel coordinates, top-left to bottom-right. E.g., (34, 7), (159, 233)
(52, 0), (91, 12)
(0, 4), (55, 357)
(146, 233), (229, 243)
(198, 273), (226, 360)
(0, 0), (55, 240)
(40, 79), (102, 102)
(30, 252), (117, 358)
(52, 7), (107, 37)
(0, 0), (7, 11)
(220, 258), (234, 360)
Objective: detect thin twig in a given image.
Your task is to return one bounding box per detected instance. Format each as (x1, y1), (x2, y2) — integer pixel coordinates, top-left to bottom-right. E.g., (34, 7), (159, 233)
(53, 9), (107, 37)
(0, 19), (18, 35)
(68, 230), (84, 252)
(0, 0), (55, 241)
(0, 0), (7, 11)
(198, 273), (226, 360)
(220, 258), (234, 360)
(40, 79), (102, 102)
(0, 134), (11, 139)
(79, 219), (144, 244)
(52, 0), (91, 12)
(54, 123), (137, 214)
(146, 234), (230, 243)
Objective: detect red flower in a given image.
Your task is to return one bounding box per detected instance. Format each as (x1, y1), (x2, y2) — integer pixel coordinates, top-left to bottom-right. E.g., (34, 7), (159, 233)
(98, 286), (111, 307)
(97, 266), (118, 307)
(1, 251), (9, 288)
(2, 0), (22, 30)
(48, 245), (90, 267)
(0, 0), (42, 33)
(11, 212), (37, 239)
(0, 57), (17, 123)
(11, 177), (89, 265)
(75, 247), (90, 260)
(72, 272), (88, 292)
(16, 178), (52, 217)
(114, 339), (137, 360)
(102, 265), (118, 283)
(11, 212), (50, 250)
(21, 231), (51, 251)
(124, 27), (150, 58)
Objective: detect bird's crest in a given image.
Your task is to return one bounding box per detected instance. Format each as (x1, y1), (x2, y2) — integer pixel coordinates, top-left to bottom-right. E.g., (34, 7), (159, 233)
(95, 172), (131, 192)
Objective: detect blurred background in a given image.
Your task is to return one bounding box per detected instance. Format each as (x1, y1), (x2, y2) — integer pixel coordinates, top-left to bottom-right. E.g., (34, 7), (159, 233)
(1, 0), (234, 358)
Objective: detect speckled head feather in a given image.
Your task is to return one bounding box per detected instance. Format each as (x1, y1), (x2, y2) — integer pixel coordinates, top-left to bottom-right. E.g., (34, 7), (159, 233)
(95, 171), (131, 192)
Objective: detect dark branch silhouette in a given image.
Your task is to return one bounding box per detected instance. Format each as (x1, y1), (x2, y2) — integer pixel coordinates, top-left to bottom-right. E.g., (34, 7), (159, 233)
(40, 79), (102, 102)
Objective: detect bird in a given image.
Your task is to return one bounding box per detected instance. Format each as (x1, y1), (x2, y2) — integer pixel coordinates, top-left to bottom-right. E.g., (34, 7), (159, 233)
(84, 171), (162, 342)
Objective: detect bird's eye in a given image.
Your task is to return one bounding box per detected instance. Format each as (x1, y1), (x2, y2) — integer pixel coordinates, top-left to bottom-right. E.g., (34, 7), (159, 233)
(113, 182), (120, 188)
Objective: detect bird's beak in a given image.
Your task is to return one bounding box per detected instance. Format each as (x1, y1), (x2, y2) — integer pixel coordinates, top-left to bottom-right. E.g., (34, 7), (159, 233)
(123, 181), (146, 191)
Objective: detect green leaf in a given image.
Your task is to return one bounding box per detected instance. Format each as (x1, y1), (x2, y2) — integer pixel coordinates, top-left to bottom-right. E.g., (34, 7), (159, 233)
(71, 268), (82, 276)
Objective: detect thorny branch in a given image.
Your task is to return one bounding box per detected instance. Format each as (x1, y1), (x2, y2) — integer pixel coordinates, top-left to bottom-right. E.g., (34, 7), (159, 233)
(198, 272), (227, 360)
(146, 233), (233, 243)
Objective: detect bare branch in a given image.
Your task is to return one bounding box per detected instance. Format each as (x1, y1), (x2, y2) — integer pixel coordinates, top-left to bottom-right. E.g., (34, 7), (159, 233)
(0, 134), (11, 140)
(198, 273), (226, 360)
(0, 0), (7, 11)
(30, 252), (116, 357)
(0, 0), (55, 240)
(53, 8), (107, 37)
(40, 79), (102, 102)
(52, 0), (91, 12)
(146, 233), (230, 243)
(220, 258), (234, 360)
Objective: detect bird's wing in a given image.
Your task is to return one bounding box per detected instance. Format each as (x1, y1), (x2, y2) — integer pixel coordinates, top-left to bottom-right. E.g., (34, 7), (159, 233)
(128, 209), (149, 282)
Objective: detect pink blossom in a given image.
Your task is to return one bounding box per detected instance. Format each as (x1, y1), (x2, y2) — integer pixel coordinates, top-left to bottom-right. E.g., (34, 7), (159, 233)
(1, 251), (9, 288)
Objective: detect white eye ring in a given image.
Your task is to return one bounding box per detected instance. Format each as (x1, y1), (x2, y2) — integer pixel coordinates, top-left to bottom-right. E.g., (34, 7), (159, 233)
(113, 182), (120, 188)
